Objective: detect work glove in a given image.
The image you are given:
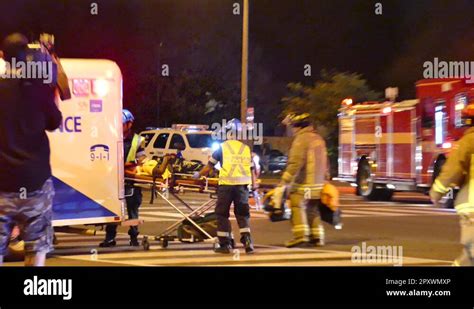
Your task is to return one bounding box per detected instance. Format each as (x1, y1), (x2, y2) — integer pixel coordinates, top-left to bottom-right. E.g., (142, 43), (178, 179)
(272, 185), (286, 210)
(429, 189), (443, 208)
(192, 171), (201, 179)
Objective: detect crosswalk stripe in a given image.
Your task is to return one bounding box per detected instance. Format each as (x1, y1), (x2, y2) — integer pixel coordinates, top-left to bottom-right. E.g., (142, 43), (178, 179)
(137, 217), (178, 222)
(228, 259), (452, 266)
(99, 252), (354, 266)
(342, 209), (452, 217)
(56, 243), (451, 267)
(342, 210), (408, 216)
(44, 233), (452, 266)
(353, 207), (454, 215)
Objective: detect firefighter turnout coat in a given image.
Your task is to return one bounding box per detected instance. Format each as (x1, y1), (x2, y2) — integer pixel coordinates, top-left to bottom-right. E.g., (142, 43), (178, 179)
(282, 126), (328, 199)
(432, 127), (474, 214)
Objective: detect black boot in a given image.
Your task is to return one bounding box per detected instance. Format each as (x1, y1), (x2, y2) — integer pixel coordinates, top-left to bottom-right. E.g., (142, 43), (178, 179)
(130, 236), (140, 247)
(241, 233), (255, 254)
(214, 243), (232, 254)
(99, 239), (116, 248)
(309, 237), (325, 247)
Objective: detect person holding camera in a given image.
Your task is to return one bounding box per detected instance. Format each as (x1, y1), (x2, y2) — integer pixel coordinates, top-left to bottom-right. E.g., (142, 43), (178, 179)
(0, 33), (62, 266)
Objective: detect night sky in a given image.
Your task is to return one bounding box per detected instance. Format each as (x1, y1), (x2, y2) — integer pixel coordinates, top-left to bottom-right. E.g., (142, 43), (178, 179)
(2, 0), (474, 126)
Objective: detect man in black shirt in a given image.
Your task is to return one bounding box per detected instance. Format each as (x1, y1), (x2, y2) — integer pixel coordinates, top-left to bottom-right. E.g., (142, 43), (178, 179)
(0, 33), (62, 266)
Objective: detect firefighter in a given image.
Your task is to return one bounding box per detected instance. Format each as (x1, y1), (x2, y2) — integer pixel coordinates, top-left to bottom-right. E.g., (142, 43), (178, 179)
(276, 113), (328, 248)
(99, 109), (146, 247)
(193, 119), (257, 254)
(430, 103), (474, 266)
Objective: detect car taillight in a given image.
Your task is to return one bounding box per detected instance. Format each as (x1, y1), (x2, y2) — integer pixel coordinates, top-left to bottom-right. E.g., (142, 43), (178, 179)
(72, 79), (91, 96)
(92, 79), (110, 97)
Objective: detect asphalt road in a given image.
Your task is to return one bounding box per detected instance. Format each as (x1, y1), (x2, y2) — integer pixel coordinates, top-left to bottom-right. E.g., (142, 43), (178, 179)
(3, 185), (461, 266)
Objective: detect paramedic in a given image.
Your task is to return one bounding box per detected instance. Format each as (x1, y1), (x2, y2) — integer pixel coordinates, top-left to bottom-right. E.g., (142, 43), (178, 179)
(100, 109), (146, 247)
(194, 119), (257, 254)
(0, 33), (62, 266)
(276, 113), (328, 248)
(430, 103), (474, 266)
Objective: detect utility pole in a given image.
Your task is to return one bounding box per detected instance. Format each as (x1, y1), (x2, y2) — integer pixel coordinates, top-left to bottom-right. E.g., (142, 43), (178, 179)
(241, 0), (249, 124)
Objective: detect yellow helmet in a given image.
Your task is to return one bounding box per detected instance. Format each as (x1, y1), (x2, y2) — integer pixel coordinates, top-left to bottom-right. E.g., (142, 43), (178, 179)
(462, 103), (474, 126)
(284, 113), (311, 127)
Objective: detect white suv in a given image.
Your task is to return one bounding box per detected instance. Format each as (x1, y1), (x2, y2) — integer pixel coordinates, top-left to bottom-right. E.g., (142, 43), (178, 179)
(139, 124), (219, 164)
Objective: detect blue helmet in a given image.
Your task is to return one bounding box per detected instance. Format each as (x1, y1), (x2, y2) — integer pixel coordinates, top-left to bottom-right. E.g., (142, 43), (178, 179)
(225, 118), (242, 131)
(122, 109), (135, 124)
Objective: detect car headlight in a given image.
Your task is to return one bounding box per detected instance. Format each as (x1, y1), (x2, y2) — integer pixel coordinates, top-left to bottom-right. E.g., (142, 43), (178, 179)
(211, 142), (220, 151)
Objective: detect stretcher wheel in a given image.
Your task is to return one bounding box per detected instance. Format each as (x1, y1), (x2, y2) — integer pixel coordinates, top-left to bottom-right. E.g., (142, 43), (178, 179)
(161, 238), (169, 248)
(142, 236), (150, 251)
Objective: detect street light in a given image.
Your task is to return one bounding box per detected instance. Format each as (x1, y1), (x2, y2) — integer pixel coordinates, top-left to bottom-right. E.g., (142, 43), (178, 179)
(241, 0), (249, 124)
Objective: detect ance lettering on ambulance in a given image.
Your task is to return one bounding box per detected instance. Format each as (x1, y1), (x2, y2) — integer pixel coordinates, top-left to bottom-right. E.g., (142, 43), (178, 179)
(58, 116), (82, 133)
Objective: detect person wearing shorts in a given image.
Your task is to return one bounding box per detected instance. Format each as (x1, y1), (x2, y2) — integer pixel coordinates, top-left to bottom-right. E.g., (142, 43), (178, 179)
(0, 33), (62, 266)
(0, 179), (55, 265)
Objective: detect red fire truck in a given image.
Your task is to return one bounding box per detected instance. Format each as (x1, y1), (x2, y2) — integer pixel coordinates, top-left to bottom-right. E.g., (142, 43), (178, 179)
(336, 78), (473, 202)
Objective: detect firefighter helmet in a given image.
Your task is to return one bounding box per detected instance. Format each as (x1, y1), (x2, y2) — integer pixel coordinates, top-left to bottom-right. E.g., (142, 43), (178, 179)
(225, 118), (242, 131)
(263, 189), (291, 222)
(462, 103), (474, 126)
(284, 113), (311, 127)
(122, 109), (135, 124)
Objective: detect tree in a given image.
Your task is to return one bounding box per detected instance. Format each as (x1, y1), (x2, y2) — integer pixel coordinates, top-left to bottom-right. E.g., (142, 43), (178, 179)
(282, 71), (381, 175)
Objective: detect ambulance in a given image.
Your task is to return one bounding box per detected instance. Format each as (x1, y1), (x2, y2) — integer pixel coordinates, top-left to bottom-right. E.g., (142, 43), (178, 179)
(48, 59), (125, 227)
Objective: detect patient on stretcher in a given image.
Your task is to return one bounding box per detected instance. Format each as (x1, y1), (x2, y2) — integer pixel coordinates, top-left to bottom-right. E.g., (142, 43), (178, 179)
(126, 153), (205, 179)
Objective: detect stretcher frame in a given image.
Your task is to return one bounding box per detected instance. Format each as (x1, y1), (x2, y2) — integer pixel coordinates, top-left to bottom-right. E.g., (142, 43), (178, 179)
(125, 173), (219, 249)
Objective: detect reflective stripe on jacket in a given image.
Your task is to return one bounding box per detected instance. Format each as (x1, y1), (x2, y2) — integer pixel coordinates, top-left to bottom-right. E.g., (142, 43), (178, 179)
(219, 140), (252, 185)
(126, 134), (142, 163)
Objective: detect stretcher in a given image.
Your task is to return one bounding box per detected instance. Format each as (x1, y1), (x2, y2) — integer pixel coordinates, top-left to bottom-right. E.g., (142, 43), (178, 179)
(125, 170), (220, 249)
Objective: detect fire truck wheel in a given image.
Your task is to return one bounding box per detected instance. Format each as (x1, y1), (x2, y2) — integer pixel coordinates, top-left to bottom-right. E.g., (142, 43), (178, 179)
(356, 160), (393, 201)
(376, 189), (394, 201)
(356, 160), (375, 197)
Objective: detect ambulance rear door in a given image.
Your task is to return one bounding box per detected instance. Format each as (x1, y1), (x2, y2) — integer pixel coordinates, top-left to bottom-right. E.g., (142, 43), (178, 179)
(47, 59), (125, 227)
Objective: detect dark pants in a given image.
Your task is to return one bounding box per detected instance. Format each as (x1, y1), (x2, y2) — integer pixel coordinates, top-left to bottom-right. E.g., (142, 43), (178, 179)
(105, 186), (142, 241)
(215, 185), (251, 245)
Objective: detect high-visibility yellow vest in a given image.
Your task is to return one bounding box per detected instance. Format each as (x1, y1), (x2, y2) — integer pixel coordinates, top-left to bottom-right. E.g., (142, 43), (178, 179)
(126, 134), (141, 163)
(219, 140), (251, 185)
